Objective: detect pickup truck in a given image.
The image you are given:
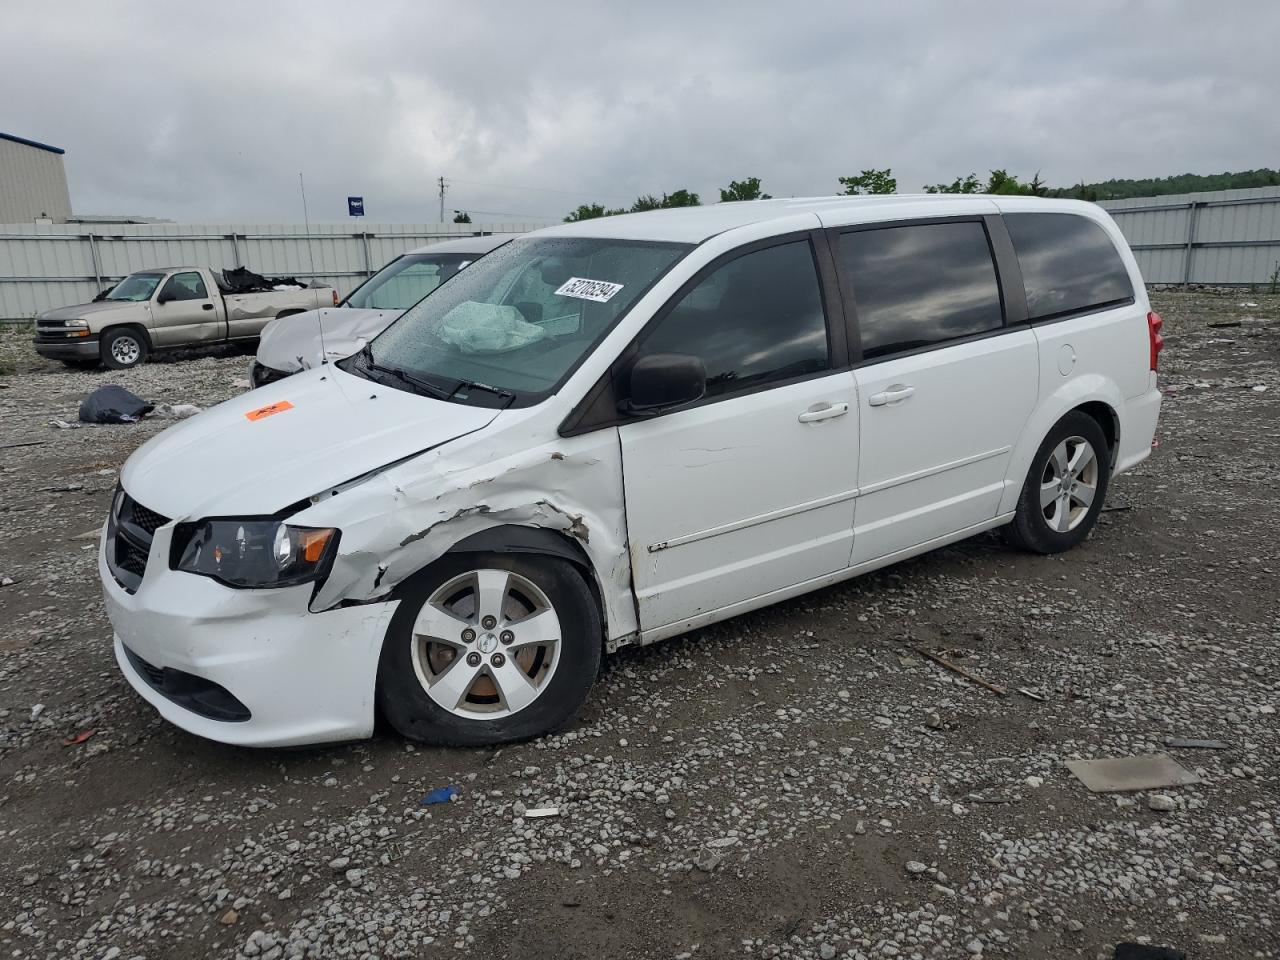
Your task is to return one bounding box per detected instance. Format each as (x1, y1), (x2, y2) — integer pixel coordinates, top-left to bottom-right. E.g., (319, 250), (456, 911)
(33, 266), (337, 370)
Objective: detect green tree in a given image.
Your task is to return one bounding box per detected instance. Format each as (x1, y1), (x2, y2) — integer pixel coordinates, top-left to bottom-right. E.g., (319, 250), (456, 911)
(564, 202), (625, 222)
(719, 177), (772, 202)
(452, 210), (472, 223)
(630, 194), (662, 212)
(839, 169), (897, 195)
(924, 173), (982, 194)
(656, 189), (701, 208)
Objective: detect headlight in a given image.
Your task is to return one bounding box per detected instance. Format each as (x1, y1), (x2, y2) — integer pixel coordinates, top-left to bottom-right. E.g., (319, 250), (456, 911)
(172, 519), (338, 588)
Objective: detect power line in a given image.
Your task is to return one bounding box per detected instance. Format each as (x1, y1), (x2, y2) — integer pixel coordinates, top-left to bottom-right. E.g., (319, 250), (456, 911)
(448, 177), (633, 203)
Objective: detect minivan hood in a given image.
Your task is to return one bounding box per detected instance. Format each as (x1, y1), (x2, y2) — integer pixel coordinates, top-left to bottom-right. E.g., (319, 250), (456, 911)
(121, 366), (499, 519)
(257, 307), (400, 373)
(38, 301), (143, 322)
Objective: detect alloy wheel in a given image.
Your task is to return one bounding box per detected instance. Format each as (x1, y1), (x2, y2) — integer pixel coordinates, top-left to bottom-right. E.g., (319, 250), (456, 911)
(1039, 435), (1099, 533)
(410, 568), (562, 719)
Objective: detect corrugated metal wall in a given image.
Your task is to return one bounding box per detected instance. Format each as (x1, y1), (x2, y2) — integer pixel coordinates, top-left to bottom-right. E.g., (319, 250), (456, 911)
(1099, 186), (1280, 285)
(0, 221), (544, 319)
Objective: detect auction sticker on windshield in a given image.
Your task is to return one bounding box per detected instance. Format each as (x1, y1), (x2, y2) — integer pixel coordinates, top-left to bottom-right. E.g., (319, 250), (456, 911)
(554, 277), (624, 303)
(245, 400), (294, 421)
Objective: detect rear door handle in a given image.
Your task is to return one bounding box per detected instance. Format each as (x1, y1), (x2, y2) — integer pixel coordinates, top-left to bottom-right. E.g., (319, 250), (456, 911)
(868, 384), (915, 407)
(797, 401), (849, 423)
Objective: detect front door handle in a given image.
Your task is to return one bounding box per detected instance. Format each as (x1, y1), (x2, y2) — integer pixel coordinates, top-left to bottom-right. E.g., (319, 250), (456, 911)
(868, 384), (915, 407)
(797, 401), (849, 423)
(202, 303), (214, 311)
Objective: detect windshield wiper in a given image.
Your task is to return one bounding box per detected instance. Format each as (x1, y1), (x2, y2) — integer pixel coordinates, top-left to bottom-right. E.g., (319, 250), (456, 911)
(450, 378), (515, 403)
(356, 346), (452, 401)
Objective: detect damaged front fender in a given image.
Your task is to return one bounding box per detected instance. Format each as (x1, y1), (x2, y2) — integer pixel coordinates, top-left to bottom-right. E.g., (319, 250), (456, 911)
(297, 412), (638, 649)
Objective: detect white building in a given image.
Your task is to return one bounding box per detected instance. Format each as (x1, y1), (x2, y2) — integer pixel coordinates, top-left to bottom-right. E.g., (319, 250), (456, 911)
(0, 131), (73, 224)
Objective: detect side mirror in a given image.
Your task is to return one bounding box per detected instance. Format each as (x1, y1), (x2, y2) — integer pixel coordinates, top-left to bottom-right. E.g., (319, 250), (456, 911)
(156, 291), (173, 305)
(624, 353), (706, 416)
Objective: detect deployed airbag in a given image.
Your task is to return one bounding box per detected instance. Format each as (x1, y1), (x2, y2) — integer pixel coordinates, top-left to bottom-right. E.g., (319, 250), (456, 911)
(437, 301), (547, 354)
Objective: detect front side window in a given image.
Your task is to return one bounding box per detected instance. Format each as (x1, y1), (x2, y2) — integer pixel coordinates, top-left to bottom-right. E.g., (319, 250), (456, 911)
(364, 237), (689, 404)
(344, 253), (476, 311)
(1005, 213), (1134, 320)
(840, 221), (1003, 360)
(632, 240), (829, 398)
(105, 272), (164, 302)
(160, 271), (208, 301)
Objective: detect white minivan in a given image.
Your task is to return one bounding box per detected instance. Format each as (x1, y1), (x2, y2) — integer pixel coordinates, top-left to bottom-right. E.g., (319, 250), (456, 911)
(101, 196), (1162, 748)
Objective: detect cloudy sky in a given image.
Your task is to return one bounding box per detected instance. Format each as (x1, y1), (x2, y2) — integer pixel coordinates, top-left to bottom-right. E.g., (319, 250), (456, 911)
(4, 0), (1277, 224)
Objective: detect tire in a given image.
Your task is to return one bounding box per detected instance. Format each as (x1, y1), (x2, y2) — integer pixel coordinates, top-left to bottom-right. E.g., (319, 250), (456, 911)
(61, 358), (100, 370)
(100, 327), (149, 370)
(376, 552), (602, 746)
(1005, 411), (1111, 554)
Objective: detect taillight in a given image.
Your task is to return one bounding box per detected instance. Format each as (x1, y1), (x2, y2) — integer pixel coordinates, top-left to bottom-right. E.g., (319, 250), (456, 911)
(1147, 311), (1164, 371)
(332, 290), (339, 307)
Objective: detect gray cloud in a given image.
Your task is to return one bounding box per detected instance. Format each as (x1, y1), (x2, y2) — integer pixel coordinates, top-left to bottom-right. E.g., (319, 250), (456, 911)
(3, 0), (1276, 224)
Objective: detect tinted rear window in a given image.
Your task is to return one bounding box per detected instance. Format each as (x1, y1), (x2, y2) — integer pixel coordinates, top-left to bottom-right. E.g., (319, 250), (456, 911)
(840, 220), (1004, 360)
(1005, 213), (1133, 320)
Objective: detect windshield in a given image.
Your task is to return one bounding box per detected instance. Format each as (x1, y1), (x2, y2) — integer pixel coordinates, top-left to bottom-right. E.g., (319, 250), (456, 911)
(344, 253), (476, 311)
(106, 272), (165, 302)
(364, 237), (689, 405)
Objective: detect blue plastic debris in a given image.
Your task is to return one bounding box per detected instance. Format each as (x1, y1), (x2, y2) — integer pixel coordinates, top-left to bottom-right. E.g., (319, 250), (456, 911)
(421, 785), (459, 806)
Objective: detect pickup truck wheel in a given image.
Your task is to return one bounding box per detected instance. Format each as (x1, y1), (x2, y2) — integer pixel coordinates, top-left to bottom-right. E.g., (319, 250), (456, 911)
(377, 552), (602, 746)
(1005, 411), (1110, 554)
(100, 328), (149, 370)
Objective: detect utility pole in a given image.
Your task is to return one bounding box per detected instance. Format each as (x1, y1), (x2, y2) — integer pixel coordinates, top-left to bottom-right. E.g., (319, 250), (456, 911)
(437, 176), (447, 222)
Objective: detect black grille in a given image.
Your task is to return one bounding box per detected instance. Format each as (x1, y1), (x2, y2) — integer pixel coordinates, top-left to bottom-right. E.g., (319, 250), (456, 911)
(127, 501), (167, 535)
(122, 645), (251, 723)
(107, 490), (170, 593)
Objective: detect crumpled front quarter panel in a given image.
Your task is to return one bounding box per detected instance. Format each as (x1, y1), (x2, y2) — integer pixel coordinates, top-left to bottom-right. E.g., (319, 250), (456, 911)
(303, 410), (638, 645)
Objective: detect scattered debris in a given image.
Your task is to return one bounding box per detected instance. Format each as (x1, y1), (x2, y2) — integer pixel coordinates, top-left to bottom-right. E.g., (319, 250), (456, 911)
(1252, 384), (1268, 392)
(1016, 687), (1045, 702)
(524, 807), (560, 819)
(692, 847), (724, 872)
(1, 576), (15, 587)
(40, 483), (84, 493)
(220, 909), (239, 925)
(905, 860), (928, 875)
(78, 385), (154, 424)
(0, 439), (46, 450)
(916, 647), (1007, 695)
(62, 729), (96, 747)
(1102, 505), (1133, 513)
(1206, 320), (1242, 328)
(29, 703), (45, 722)
(962, 790), (1021, 805)
(1065, 754), (1201, 793)
(150, 402), (203, 419)
(49, 418), (81, 429)
(1165, 737), (1230, 750)
(1147, 794), (1177, 812)
(421, 785), (459, 806)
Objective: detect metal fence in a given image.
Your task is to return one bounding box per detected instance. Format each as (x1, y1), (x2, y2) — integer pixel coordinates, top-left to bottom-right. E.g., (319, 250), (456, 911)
(4, 190), (1279, 318)
(0, 221), (545, 319)
(1099, 186), (1280, 286)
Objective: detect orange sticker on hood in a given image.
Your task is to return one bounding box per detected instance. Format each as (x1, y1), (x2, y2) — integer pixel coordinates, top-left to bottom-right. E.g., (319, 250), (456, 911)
(245, 400), (294, 421)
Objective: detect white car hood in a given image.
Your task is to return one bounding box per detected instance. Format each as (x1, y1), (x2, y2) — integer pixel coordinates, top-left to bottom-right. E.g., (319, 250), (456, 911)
(121, 366), (499, 518)
(257, 307), (400, 373)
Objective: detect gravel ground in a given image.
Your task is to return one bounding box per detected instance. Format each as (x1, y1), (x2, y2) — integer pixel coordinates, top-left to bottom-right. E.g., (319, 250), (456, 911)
(0, 292), (1277, 960)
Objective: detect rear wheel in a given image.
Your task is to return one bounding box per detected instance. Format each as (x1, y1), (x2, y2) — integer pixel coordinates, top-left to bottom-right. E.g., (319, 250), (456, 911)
(1005, 411), (1110, 554)
(376, 552), (602, 746)
(100, 327), (149, 370)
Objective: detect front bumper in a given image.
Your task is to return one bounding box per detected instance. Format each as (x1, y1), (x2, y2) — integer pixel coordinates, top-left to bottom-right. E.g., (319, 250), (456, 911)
(248, 360), (294, 388)
(100, 523), (398, 747)
(33, 334), (100, 360)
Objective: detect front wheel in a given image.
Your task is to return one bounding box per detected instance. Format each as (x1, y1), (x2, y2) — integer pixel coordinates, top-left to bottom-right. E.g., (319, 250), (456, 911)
(376, 552), (602, 746)
(1005, 411), (1110, 554)
(100, 327), (149, 370)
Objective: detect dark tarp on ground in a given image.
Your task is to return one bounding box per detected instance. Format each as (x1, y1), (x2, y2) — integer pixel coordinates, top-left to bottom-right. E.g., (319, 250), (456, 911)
(78, 385), (154, 424)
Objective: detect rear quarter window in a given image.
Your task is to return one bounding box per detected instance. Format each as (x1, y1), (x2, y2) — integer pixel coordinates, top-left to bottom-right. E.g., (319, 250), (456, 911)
(1005, 213), (1134, 321)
